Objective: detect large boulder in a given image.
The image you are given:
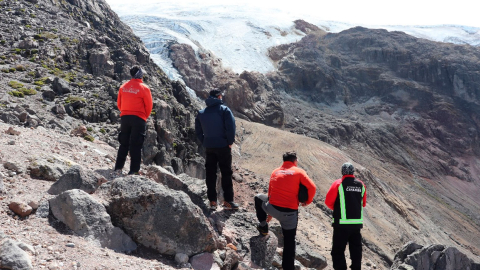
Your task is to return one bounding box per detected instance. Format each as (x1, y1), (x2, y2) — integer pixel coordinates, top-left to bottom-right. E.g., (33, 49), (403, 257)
(48, 165), (100, 195)
(0, 238), (33, 270)
(107, 176), (219, 256)
(390, 242), (480, 270)
(49, 189), (137, 252)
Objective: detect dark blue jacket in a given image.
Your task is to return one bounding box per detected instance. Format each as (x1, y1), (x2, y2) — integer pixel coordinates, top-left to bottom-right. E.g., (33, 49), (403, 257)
(195, 97), (236, 148)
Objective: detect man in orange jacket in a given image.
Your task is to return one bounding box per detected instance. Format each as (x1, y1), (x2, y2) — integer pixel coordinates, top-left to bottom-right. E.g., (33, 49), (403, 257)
(325, 163), (367, 270)
(114, 65), (153, 175)
(254, 151), (317, 270)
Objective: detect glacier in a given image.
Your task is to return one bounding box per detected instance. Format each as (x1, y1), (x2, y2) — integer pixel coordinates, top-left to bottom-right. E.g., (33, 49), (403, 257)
(105, 0), (480, 80)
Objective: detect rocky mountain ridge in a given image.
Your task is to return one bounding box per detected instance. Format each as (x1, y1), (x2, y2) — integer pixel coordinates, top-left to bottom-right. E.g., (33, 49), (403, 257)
(0, 0), (203, 176)
(1, 0), (480, 270)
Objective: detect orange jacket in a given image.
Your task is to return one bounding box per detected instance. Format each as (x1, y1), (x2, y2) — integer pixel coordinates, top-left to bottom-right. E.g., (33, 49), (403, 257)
(268, 161), (317, 210)
(117, 79), (153, 121)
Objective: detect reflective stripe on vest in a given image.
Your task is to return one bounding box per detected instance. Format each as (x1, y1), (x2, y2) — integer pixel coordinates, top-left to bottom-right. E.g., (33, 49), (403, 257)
(335, 183), (365, 225)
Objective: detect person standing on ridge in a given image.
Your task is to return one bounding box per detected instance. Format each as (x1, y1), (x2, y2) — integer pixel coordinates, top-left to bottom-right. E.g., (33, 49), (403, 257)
(114, 65), (153, 175)
(325, 162), (367, 270)
(254, 151), (317, 270)
(195, 89), (238, 210)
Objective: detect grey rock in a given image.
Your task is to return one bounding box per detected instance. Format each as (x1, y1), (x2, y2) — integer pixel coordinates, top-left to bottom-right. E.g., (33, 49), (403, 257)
(88, 47), (114, 77)
(184, 156), (206, 180)
(0, 239), (33, 270)
(107, 176), (218, 256)
(28, 159), (68, 181)
(49, 189), (137, 252)
(42, 90), (55, 101)
(3, 161), (25, 174)
(52, 77), (71, 95)
(236, 262), (253, 270)
(0, 176), (4, 195)
(250, 233), (278, 268)
(390, 242), (480, 270)
(35, 201), (50, 218)
(0, 113), (20, 125)
(147, 166), (207, 212)
(175, 253), (189, 265)
(48, 165), (99, 195)
(295, 244), (327, 270)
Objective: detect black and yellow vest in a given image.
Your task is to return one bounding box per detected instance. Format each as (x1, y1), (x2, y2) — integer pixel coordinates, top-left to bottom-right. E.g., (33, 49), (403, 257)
(332, 177), (365, 228)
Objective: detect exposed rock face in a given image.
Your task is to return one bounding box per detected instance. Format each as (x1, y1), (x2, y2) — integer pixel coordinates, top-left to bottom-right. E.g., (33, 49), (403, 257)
(267, 26), (480, 182)
(0, 0), (202, 176)
(48, 165), (100, 195)
(390, 242), (480, 270)
(106, 176), (219, 256)
(169, 44), (285, 127)
(49, 189), (137, 252)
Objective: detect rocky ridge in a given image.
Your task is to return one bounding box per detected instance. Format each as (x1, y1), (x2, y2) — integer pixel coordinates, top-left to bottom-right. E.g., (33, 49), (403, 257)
(0, 0), (203, 176)
(1, 1), (480, 270)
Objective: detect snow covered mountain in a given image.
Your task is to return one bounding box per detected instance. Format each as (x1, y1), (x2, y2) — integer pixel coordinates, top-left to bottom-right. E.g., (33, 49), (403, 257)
(105, 1), (480, 81)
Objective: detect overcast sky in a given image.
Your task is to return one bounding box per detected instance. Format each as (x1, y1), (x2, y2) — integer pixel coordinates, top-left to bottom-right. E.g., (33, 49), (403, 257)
(105, 0), (480, 28)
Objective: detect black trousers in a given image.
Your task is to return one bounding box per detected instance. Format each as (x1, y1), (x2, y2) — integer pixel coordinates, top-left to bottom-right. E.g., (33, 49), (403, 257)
(205, 147), (233, 202)
(254, 196), (297, 270)
(114, 115), (146, 174)
(331, 227), (362, 270)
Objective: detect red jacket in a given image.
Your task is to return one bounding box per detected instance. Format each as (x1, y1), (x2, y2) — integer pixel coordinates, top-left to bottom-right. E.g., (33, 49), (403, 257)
(325, 175), (367, 210)
(268, 161), (317, 210)
(117, 79), (153, 121)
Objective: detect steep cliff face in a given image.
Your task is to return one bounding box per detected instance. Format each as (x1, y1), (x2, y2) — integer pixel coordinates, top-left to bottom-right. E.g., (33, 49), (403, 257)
(268, 27), (480, 181)
(169, 43), (285, 127)
(0, 0), (202, 174)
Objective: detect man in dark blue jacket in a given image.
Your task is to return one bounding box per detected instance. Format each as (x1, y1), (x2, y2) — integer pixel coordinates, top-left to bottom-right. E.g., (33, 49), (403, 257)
(195, 89), (238, 211)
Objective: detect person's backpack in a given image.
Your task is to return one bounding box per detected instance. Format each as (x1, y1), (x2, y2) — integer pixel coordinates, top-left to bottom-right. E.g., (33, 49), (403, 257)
(298, 183), (308, 203)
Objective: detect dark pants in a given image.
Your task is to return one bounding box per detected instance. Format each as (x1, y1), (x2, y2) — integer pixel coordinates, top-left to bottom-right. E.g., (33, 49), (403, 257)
(114, 115), (146, 174)
(331, 227), (362, 270)
(254, 195), (298, 270)
(205, 147), (233, 202)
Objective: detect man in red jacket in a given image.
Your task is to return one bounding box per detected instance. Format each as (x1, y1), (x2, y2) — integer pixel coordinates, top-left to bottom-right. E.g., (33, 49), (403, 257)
(254, 151), (317, 270)
(114, 65), (153, 175)
(325, 163), (367, 270)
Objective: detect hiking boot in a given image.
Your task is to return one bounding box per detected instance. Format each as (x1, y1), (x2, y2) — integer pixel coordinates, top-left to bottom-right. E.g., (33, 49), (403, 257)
(209, 201), (218, 211)
(257, 223), (269, 236)
(223, 201), (239, 210)
(128, 171), (139, 175)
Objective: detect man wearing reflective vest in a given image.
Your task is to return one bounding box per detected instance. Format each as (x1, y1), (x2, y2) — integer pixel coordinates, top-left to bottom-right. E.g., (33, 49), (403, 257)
(325, 163), (367, 270)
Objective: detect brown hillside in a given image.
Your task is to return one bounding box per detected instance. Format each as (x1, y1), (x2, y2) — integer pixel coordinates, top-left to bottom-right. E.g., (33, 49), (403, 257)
(235, 119), (480, 265)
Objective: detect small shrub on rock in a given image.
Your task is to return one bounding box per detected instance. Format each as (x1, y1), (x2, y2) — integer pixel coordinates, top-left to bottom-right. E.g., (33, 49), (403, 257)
(83, 135), (94, 142)
(8, 91), (25, 98)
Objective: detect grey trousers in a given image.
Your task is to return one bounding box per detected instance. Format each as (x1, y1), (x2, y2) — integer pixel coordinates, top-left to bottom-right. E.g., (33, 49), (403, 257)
(254, 194), (298, 230)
